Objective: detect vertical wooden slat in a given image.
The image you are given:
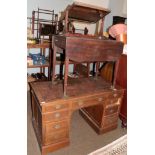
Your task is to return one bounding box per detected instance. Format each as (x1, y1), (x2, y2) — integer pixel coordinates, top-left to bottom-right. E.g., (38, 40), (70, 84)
(95, 62), (100, 78)
(32, 11), (35, 35)
(112, 60), (120, 88)
(52, 44), (57, 82)
(64, 57), (69, 97)
(87, 63), (90, 77)
(99, 17), (104, 36)
(65, 10), (69, 33)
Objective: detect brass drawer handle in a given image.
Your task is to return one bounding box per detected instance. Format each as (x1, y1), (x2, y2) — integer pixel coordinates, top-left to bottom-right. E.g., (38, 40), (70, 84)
(54, 124), (61, 129)
(54, 113), (61, 118)
(55, 104), (62, 110)
(55, 39), (58, 42)
(78, 100), (84, 106)
(98, 97), (103, 102)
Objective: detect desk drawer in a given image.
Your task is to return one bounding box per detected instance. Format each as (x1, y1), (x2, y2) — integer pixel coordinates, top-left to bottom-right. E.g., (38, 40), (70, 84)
(72, 95), (105, 110)
(102, 114), (118, 127)
(43, 110), (70, 122)
(45, 120), (69, 133)
(104, 104), (119, 116)
(44, 130), (69, 145)
(44, 102), (70, 113)
(106, 98), (122, 107)
(107, 91), (123, 99)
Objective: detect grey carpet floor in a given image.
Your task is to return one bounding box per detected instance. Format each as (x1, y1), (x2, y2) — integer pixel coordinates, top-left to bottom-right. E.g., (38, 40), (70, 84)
(27, 91), (127, 155)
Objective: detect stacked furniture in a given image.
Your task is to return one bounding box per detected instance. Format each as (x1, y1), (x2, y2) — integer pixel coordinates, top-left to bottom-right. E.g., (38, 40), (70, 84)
(30, 2), (125, 155)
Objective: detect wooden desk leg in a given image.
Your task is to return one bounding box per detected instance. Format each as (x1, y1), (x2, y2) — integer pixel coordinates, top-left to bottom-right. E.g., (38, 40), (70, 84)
(60, 52), (65, 80)
(48, 47), (52, 80)
(73, 63), (77, 74)
(92, 62), (96, 76)
(52, 45), (57, 82)
(64, 57), (69, 97)
(87, 62), (90, 77)
(112, 60), (120, 88)
(95, 62), (100, 78)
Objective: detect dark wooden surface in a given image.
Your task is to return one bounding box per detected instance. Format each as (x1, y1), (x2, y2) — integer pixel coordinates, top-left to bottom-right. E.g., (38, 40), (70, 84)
(30, 77), (124, 155)
(54, 36), (123, 62)
(30, 77), (123, 103)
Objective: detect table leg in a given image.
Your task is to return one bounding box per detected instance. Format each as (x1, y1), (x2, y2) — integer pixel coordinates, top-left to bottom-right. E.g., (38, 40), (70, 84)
(52, 45), (57, 82)
(87, 62), (90, 77)
(60, 52), (65, 80)
(95, 62), (100, 78)
(112, 60), (120, 88)
(64, 57), (69, 97)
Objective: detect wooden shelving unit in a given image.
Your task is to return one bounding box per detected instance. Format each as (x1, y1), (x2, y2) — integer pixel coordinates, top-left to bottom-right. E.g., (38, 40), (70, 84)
(27, 42), (52, 80)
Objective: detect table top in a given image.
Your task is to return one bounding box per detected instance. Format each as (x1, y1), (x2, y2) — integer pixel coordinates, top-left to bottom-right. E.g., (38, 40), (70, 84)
(59, 1), (110, 23)
(30, 77), (123, 104)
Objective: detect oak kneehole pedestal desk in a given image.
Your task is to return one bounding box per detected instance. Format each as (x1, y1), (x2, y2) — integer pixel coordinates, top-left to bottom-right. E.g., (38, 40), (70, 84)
(30, 77), (124, 155)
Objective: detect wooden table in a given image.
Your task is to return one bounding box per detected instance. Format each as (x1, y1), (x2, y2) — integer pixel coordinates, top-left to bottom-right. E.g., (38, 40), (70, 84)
(30, 77), (124, 155)
(52, 35), (124, 96)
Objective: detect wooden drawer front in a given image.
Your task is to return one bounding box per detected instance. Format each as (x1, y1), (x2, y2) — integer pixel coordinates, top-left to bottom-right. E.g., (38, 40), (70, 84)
(102, 114), (118, 127)
(72, 95), (105, 110)
(43, 110), (70, 122)
(104, 104), (119, 116)
(107, 91), (123, 99)
(44, 130), (69, 145)
(45, 120), (69, 133)
(107, 98), (122, 107)
(45, 103), (70, 113)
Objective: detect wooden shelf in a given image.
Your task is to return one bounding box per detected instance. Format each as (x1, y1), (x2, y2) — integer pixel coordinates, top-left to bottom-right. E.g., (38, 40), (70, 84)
(27, 61), (50, 68)
(27, 43), (51, 48)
